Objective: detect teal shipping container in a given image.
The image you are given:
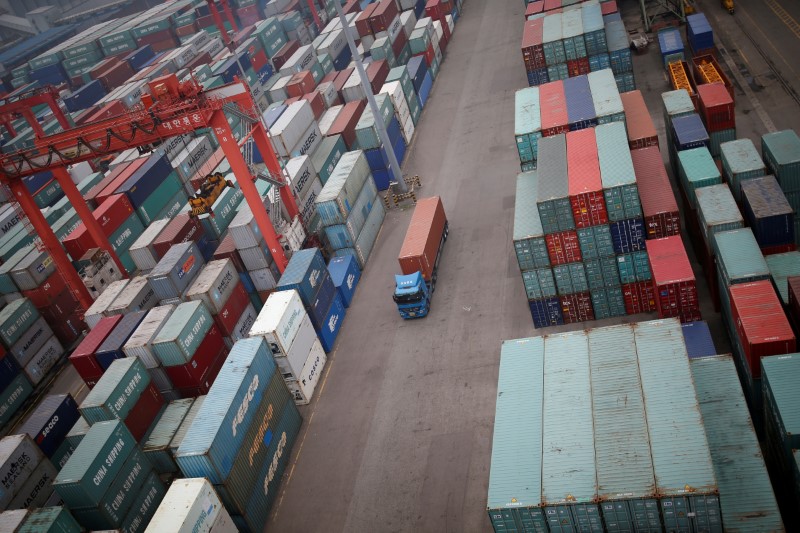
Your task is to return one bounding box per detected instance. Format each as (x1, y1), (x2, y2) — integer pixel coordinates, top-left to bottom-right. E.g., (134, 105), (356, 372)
(696, 184), (744, 255)
(118, 470), (165, 533)
(762, 354), (800, 507)
(720, 139), (767, 201)
(513, 171), (550, 271)
(0, 228), (34, 264)
(635, 320), (722, 531)
(515, 87), (542, 164)
(199, 184), (243, 239)
(175, 338), (278, 484)
(577, 224), (615, 260)
(110, 212), (145, 256)
(589, 326), (659, 527)
(537, 135), (574, 234)
(691, 355), (784, 533)
(137, 173), (183, 225)
(587, 69), (625, 124)
(142, 398), (195, 474)
(542, 13), (566, 66)
(765, 251), (800, 305)
(0, 298), (39, 347)
(151, 301), (213, 367)
(762, 130), (800, 192)
(616, 250), (651, 284)
(170, 396), (205, 457)
(709, 128), (736, 159)
(0, 244), (34, 294)
(596, 122), (641, 221)
(79, 357), (151, 424)
(18, 506), (82, 532)
(311, 134), (347, 186)
(547, 63), (569, 82)
(65, 417), (90, 449)
(354, 94), (395, 150)
(591, 286), (626, 318)
(487, 337), (548, 531)
(522, 268), (557, 300)
(713, 229), (770, 321)
(53, 420), (137, 510)
(584, 256), (620, 290)
(553, 262), (589, 295)
(323, 175), (378, 250)
(562, 10), (587, 61)
(316, 151), (372, 227)
(677, 146), (722, 208)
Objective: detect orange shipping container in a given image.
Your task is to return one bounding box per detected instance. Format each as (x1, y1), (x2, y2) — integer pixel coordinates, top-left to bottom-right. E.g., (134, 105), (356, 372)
(398, 197), (448, 281)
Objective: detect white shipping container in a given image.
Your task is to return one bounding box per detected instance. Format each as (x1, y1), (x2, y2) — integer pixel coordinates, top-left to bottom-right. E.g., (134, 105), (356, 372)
(380, 81), (411, 125)
(185, 259), (238, 314)
(318, 29), (346, 61)
(446, 14), (454, 34)
(277, 313), (318, 380)
(342, 70), (366, 103)
(106, 275), (157, 315)
(183, 31), (211, 52)
(146, 478), (230, 533)
(0, 434), (44, 509)
(360, 34), (375, 52)
(23, 334), (63, 386)
(108, 148), (141, 171)
(231, 303), (257, 341)
(7, 458), (56, 510)
(10, 248), (54, 291)
(290, 122), (322, 159)
(249, 290), (307, 356)
(401, 115), (415, 145)
(249, 267), (277, 292)
(84, 279), (130, 328)
(400, 10), (417, 38)
(172, 136), (213, 183)
(130, 218), (172, 272)
(286, 154), (318, 203)
(270, 100), (315, 158)
(318, 104), (343, 136)
(10, 316), (52, 368)
(281, 44), (317, 75)
(268, 74), (292, 103)
(285, 339), (326, 405)
(160, 134), (193, 163)
(117, 80), (148, 109)
(316, 81), (338, 109)
(0, 204), (19, 237)
(227, 205), (263, 250)
(297, 176), (323, 227)
(68, 162), (94, 184)
(238, 239), (274, 271)
(209, 508), (237, 532)
(386, 14), (404, 44)
(123, 304), (175, 369)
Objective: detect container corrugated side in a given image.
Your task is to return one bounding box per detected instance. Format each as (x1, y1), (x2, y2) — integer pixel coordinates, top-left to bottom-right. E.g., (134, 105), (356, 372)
(741, 176), (795, 248)
(589, 325), (659, 529)
(147, 242), (204, 301)
(762, 354), (800, 498)
(18, 506), (82, 532)
(123, 304), (175, 369)
(635, 319), (721, 530)
(175, 338), (277, 484)
(151, 301), (213, 367)
(541, 332), (600, 530)
(142, 398), (194, 474)
(587, 69), (624, 124)
(79, 357), (150, 424)
(765, 252), (800, 305)
(248, 290), (307, 358)
(694, 355), (784, 532)
(0, 298), (40, 347)
(130, 218), (171, 271)
(315, 150), (371, 226)
(145, 477), (228, 533)
(762, 130), (800, 191)
(597, 127), (640, 222)
(169, 395), (205, 456)
(720, 139), (766, 201)
(696, 184), (743, 254)
(713, 229), (770, 288)
(84, 279), (129, 328)
(353, 197), (385, 268)
(677, 146), (721, 208)
(536, 134), (573, 234)
(681, 321), (717, 359)
(105, 276), (157, 315)
(0, 434), (45, 509)
(515, 87), (542, 164)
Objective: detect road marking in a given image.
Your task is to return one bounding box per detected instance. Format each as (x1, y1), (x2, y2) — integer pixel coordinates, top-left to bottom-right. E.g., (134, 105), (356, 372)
(740, 5), (800, 82)
(765, 0), (800, 40)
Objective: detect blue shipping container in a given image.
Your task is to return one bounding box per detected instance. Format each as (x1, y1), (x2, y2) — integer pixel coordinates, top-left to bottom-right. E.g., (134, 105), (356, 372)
(123, 45), (155, 70)
(327, 255), (360, 307)
(673, 114), (710, 151)
(317, 292), (346, 353)
(18, 393), (79, 458)
(116, 153), (173, 209)
(610, 218), (646, 254)
(406, 55), (428, 93)
(527, 68), (549, 87)
(23, 170), (53, 194)
(309, 272), (336, 331)
(64, 80), (106, 112)
(95, 311), (147, 371)
(239, 271), (256, 294)
(277, 248), (328, 307)
(529, 297), (564, 328)
(333, 46), (352, 71)
(0, 351), (19, 392)
(563, 75), (597, 131)
(681, 321), (717, 359)
(418, 73), (433, 108)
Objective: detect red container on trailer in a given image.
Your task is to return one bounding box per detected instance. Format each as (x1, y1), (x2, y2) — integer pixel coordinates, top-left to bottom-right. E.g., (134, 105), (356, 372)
(601, 0), (618, 14)
(560, 292), (594, 323)
(63, 194), (136, 260)
(286, 70), (316, 98)
(327, 99), (366, 149)
(621, 91), (659, 149)
(539, 80), (569, 137)
(730, 280), (796, 378)
(567, 128), (608, 228)
(398, 197), (448, 281)
(356, 4), (377, 37)
(622, 281), (657, 315)
(526, 1), (544, 18)
(697, 83), (735, 132)
(647, 235), (701, 322)
(545, 230), (582, 266)
(302, 90), (326, 120)
(69, 315), (123, 386)
(214, 282), (249, 337)
(566, 57), (590, 77)
(521, 18), (546, 71)
(152, 213), (206, 258)
(272, 40), (300, 71)
(21, 271), (67, 309)
(164, 324), (225, 390)
(371, 0), (400, 33)
(631, 146), (680, 239)
(124, 383), (164, 442)
(212, 232), (246, 273)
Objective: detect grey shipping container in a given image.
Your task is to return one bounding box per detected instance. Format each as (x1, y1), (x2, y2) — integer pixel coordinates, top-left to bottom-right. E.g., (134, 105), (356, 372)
(536, 134), (574, 234)
(147, 242), (205, 301)
(84, 280), (129, 329)
(170, 395), (206, 457)
(142, 398), (195, 474)
(185, 260), (238, 315)
(9, 316), (53, 368)
(7, 458), (56, 510)
(0, 434), (45, 510)
(123, 304), (175, 369)
(9, 248), (55, 291)
(129, 218), (172, 272)
(105, 276), (157, 315)
(513, 171), (550, 271)
(23, 335), (63, 386)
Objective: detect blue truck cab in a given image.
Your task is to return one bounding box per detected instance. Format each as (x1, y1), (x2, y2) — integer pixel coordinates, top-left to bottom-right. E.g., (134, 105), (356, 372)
(393, 271), (431, 318)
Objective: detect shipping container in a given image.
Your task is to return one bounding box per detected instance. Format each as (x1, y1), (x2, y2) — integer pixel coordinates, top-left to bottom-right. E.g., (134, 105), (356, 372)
(677, 146), (721, 208)
(0, 298), (39, 348)
(514, 87), (542, 164)
(545, 230), (582, 266)
(713, 229), (771, 319)
(762, 129), (800, 192)
(129, 218), (172, 271)
(559, 291), (594, 323)
(152, 213), (206, 259)
(514, 172), (551, 271)
(147, 242), (205, 301)
(315, 151), (372, 226)
(122, 304), (174, 369)
(631, 146), (680, 239)
(697, 82), (734, 132)
(522, 268), (557, 300)
(742, 176), (795, 250)
(657, 28), (684, 66)
(0, 434), (45, 509)
(142, 398), (194, 474)
(672, 113), (709, 152)
(95, 311), (148, 370)
(696, 184), (743, 255)
(586, 69), (624, 124)
(620, 90), (658, 149)
(539, 81), (568, 137)
(764, 252), (800, 308)
(151, 300), (213, 367)
(647, 236), (700, 322)
(327, 255), (360, 308)
(536, 134), (573, 234)
(566, 128), (607, 228)
(84, 279), (129, 329)
(681, 321), (717, 359)
(762, 354), (800, 508)
(79, 356), (150, 424)
(185, 260), (238, 315)
(576, 224), (615, 260)
(691, 355), (785, 532)
(106, 276), (157, 316)
(596, 122), (640, 222)
(18, 506), (82, 532)
(521, 18), (546, 72)
(145, 477), (232, 533)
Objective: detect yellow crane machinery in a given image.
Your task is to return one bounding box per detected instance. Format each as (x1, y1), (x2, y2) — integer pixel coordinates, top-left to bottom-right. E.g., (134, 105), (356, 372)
(696, 58), (724, 84)
(668, 61), (694, 95)
(188, 172), (234, 217)
(722, 0), (734, 14)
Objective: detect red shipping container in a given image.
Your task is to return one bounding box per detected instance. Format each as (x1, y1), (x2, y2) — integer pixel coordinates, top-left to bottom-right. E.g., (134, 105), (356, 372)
(286, 70), (316, 98)
(63, 194), (135, 260)
(177, 346), (226, 398)
(622, 281), (657, 315)
(762, 244), (797, 256)
(567, 128), (608, 228)
(51, 312), (83, 346)
(425, 0), (443, 20)
(398, 197), (447, 281)
(697, 83), (735, 132)
(272, 40), (300, 70)
(521, 18), (546, 71)
(647, 235), (700, 322)
(321, 70), (338, 85)
(566, 57), (590, 77)
(327, 99), (366, 149)
(343, 0), (361, 14)
(250, 49), (269, 73)
(89, 58), (119, 80)
(539, 80), (569, 137)
(175, 22), (198, 38)
(601, 0), (618, 14)
(95, 157), (147, 205)
(370, 0), (399, 33)
(214, 282), (249, 337)
(391, 27), (408, 59)
(70, 315), (123, 385)
(152, 213), (206, 258)
(184, 52), (212, 72)
(212, 232), (246, 272)
(302, 90), (326, 120)
(621, 91), (659, 149)
(526, 1), (544, 17)
(631, 147), (680, 239)
(21, 270), (67, 309)
(730, 280), (796, 378)
(367, 59), (390, 94)
(544, 0), (561, 10)
(97, 61), (134, 92)
(39, 288), (80, 324)
(164, 324), (225, 389)
(135, 28), (176, 47)
(560, 292), (595, 323)
(333, 67), (354, 100)
(545, 230), (582, 266)
(356, 3), (377, 37)
(124, 383), (164, 442)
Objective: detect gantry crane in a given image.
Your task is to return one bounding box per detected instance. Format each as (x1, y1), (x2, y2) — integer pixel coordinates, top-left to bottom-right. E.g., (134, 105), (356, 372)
(0, 74), (300, 313)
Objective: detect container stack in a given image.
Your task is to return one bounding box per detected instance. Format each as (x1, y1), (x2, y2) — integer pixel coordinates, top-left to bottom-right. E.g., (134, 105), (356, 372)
(620, 90), (658, 149)
(646, 235), (701, 323)
(122, 305), (180, 401)
(686, 13), (715, 58)
(327, 255), (361, 308)
(53, 420), (165, 531)
(488, 319), (721, 532)
(146, 478), (236, 533)
(762, 129), (800, 246)
(17, 393), (81, 471)
(657, 28), (684, 67)
(630, 146), (680, 240)
(141, 398), (196, 475)
(175, 337), (301, 533)
(661, 88), (697, 170)
(249, 290), (327, 405)
(741, 176), (796, 255)
(314, 150), (386, 269)
(697, 83), (735, 158)
(0, 434), (58, 511)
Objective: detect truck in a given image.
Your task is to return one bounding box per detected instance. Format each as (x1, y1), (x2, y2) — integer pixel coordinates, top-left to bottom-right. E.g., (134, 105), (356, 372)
(393, 196), (449, 319)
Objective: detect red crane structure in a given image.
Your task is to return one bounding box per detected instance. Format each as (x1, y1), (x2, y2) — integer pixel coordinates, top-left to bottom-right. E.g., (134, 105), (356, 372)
(0, 74), (300, 313)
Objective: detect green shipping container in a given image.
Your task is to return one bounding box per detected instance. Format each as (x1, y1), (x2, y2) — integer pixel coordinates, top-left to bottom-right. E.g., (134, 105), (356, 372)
(0, 298), (40, 347)
(118, 470), (165, 533)
(522, 268), (557, 300)
(765, 251), (800, 305)
(33, 180), (63, 208)
(577, 224), (614, 260)
(99, 28), (134, 48)
(151, 300), (213, 367)
(515, 87), (542, 165)
(762, 130), (800, 192)
(53, 420), (137, 509)
(154, 189), (190, 222)
(198, 185), (242, 238)
(354, 94), (395, 151)
(678, 147), (722, 208)
(0, 227), (33, 263)
(311, 135), (347, 186)
(0, 244), (34, 293)
(584, 256), (620, 290)
(596, 122), (641, 222)
(102, 39), (137, 57)
(110, 212), (146, 255)
(762, 353), (800, 502)
(696, 184), (744, 255)
(137, 175), (183, 225)
(553, 262), (589, 295)
(18, 506), (82, 533)
(62, 50), (104, 70)
(79, 357), (151, 424)
(616, 251), (651, 284)
(63, 41), (99, 59)
(28, 52), (62, 70)
(720, 139), (767, 201)
(590, 287), (626, 319)
(131, 17), (172, 39)
(514, 171), (550, 271)
(66, 417), (90, 449)
(51, 439), (75, 471)
(0, 374), (33, 426)
(142, 398), (195, 473)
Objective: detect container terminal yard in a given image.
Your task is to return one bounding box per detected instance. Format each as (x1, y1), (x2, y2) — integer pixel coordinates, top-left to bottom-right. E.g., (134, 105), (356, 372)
(0, 0), (797, 531)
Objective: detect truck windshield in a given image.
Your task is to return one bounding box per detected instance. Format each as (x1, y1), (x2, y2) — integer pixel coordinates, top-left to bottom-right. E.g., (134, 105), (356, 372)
(393, 291), (423, 304)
